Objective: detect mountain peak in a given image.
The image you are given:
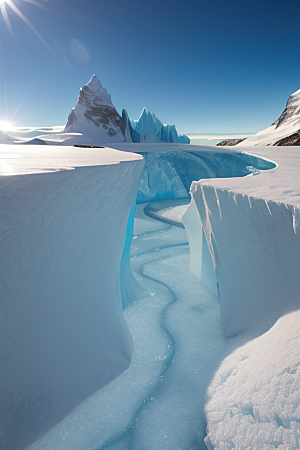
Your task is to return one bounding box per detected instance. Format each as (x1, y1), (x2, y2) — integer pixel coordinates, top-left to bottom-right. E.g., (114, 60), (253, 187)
(81, 75), (114, 108)
(86, 75), (103, 92)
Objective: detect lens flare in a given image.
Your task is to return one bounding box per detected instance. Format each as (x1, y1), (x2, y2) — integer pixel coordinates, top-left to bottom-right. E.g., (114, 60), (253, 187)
(0, 0), (54, 55)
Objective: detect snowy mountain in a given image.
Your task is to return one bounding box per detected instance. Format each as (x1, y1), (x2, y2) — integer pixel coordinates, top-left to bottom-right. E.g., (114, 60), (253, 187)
(62, 76), (190, 145)
(65, 75), (126, 143)
(125, 107), (190, 143)
(238, 88), (300, 146)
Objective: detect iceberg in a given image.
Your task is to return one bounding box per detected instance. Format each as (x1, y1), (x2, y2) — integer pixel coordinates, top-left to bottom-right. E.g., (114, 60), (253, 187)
(129, 107), (190, 143)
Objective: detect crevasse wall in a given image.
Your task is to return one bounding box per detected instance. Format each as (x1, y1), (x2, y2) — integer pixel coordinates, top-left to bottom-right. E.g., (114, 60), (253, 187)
(136, 150), (276, 204)
(190, 183), (300, 338)
(182, 198), (218, 297)
(0, 160), (143, 450)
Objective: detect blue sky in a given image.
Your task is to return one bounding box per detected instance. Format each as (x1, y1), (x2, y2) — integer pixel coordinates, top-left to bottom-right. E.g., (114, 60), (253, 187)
(0, 0), (299, 134)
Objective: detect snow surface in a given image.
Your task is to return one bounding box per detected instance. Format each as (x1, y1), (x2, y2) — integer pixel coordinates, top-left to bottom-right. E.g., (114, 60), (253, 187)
(204, 310), (300, 450)
(0, 144), (143, 450)
(0, 144), (141, 175)
(237, 89), (300, 146)
(149, 203), (189, 225)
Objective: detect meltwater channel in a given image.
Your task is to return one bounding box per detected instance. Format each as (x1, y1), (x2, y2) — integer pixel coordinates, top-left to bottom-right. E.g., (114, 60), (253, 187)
(96, 200), (226, 450)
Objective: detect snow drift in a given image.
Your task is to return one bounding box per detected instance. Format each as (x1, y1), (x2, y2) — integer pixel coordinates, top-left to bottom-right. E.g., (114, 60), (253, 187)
(0, 145), (144, 450)
(204, 309), (300, 450)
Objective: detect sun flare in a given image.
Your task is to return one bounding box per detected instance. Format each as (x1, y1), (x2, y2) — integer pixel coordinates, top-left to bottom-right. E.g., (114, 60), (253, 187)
(0, 0), (53, 54)
(0, 120), (16, 132)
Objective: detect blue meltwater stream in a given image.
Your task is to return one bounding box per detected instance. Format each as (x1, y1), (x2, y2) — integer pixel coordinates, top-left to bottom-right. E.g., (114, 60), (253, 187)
(97, 200), (226, 450)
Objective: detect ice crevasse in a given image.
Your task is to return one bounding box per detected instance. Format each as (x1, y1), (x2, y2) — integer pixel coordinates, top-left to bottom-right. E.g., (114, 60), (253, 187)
(1, 142), (300, 450)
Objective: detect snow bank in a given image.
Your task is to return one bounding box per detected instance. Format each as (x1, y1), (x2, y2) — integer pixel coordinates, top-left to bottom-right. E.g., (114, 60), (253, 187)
(191, 184), (300, 338)
(188, 145), (300, 449)
(189, 146), (299, 338)
(0, 145), (143, 450)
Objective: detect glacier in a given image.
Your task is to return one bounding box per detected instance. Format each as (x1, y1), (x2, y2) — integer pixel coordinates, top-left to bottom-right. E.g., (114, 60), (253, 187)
(1, 141), (299, 450)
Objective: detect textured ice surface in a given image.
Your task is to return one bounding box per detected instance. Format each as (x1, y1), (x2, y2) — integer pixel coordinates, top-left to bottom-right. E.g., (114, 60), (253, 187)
(191, 185), (300, 338)
(131, 249), (225, 450)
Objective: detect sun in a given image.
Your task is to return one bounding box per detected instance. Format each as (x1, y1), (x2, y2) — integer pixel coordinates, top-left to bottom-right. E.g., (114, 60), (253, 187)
(0, 120), (16, 132)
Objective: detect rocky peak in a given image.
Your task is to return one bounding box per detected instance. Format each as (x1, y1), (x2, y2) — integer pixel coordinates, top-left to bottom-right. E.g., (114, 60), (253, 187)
(65, 76), (125, 141)
(273, 88), (300, 129)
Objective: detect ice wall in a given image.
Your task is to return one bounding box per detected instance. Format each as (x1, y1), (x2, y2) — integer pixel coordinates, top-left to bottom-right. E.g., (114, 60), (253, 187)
(190, 184), (300, 338)
(136, 150), (276, 204)
(182, 199), (218, 297)
(0, 160), (143, 450)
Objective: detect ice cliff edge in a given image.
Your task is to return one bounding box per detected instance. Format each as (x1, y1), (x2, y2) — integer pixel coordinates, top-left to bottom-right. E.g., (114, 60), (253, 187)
(0, 146), (144, 450)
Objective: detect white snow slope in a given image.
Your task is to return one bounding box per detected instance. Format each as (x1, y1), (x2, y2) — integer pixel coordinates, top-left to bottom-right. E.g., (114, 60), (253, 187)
(237, 89), (300, 146)
(186, 145), (300, 449)
(0, 144), (144, 450)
